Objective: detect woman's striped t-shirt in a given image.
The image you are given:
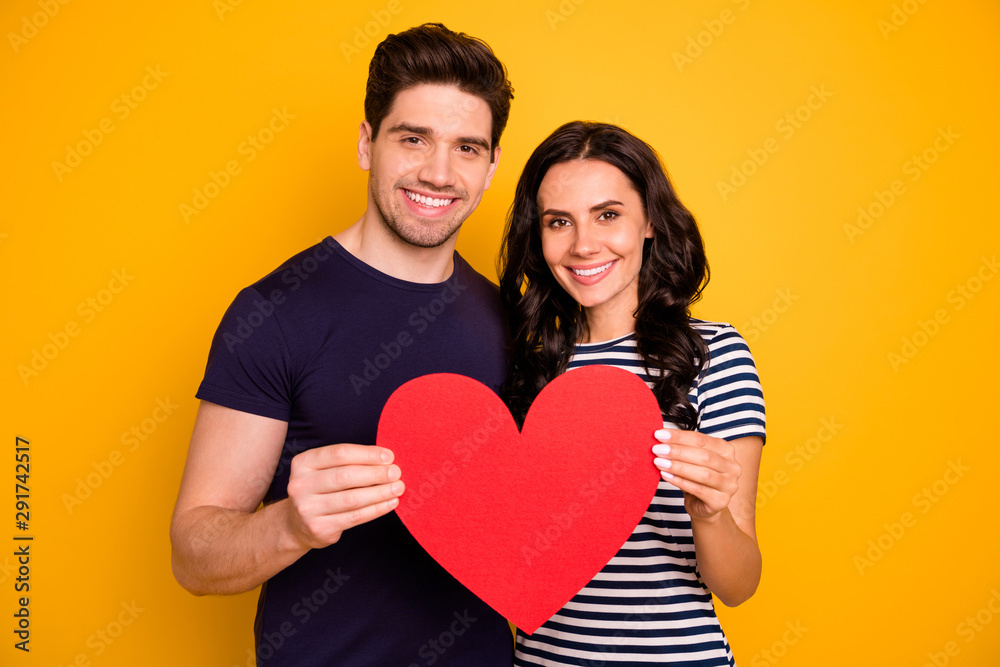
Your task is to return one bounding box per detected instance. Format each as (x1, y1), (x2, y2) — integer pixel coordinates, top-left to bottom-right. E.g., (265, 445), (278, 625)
(514, 320), (766, 667)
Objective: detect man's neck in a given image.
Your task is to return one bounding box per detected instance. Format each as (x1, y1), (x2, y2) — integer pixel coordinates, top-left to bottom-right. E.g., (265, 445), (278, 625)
(334, 213), (457, 284)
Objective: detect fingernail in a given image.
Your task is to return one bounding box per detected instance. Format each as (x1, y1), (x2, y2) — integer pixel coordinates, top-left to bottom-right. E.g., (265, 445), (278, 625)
(661, 471), (675, 480)
(387, 464), (401, 481)
(391, 481), (405, 495)
(653, 457), (672, 470)
(654, 429), (672, 440)
(652, 444), (670, 456)
(380, 449), (393, 464)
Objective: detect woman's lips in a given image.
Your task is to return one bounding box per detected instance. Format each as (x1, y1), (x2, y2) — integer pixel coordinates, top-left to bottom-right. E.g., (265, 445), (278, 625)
(566, 260), (617, 285)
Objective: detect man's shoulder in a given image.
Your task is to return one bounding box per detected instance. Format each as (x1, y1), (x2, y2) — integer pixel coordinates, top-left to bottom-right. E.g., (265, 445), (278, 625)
(237, 242), (503, 319)
(451, 253), (506, 327)
(248, 236), (343, 296)
(452, 252), (501, 296)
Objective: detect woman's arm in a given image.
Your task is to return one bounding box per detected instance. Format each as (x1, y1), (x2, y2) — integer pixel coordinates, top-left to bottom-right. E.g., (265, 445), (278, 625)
(652, 431), (763, 606)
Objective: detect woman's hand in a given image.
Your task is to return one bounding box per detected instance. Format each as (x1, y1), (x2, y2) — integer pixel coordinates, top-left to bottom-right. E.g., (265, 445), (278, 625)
(653, 430), (763, 606)
(652, 428), (742, 522)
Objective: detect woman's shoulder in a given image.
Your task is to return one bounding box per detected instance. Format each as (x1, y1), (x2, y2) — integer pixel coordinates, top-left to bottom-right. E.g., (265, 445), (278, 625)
(688, 318), (759, 374)
(688, 318), (747, 346)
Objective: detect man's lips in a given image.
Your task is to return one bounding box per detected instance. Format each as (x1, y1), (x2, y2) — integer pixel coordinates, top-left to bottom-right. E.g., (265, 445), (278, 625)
(401, 188), (459, 215)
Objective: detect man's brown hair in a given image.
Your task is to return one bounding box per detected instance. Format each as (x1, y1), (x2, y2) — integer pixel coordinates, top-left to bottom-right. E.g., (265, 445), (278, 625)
(365, 23), (513, 161)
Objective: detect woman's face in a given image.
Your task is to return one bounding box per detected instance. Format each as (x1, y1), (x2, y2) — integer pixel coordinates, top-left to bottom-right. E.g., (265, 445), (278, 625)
(537, 159), (653, 327)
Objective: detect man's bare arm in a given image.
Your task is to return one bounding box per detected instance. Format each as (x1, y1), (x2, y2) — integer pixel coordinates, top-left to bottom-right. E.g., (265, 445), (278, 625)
(170, 401), (405, 595)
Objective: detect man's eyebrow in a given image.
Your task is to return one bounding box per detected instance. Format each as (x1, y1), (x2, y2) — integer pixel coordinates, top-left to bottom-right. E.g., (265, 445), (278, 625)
(384, 123), (490, 152)
(456, 135), (491, 151)
(385, 123), (432, 136)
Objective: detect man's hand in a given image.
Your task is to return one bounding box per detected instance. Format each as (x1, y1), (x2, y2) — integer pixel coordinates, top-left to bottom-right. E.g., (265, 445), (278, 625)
(171, 402), (405, 596)
(285, 444), (406, 550)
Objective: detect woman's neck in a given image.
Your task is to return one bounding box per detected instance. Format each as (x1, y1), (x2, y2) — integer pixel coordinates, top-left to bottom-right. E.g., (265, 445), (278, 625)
(581, 301), (637, 344)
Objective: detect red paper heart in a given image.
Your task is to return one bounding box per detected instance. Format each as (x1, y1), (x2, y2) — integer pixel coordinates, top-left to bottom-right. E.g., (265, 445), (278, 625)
(376, 365), (663, 634)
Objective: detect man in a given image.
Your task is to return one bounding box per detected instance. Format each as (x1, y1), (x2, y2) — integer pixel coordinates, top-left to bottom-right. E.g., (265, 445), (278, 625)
(170, 23), (515, 666)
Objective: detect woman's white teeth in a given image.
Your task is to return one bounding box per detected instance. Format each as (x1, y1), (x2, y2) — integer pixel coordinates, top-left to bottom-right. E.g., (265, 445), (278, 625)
(572, 261), (614, 277)
(406, 190), (453, 208)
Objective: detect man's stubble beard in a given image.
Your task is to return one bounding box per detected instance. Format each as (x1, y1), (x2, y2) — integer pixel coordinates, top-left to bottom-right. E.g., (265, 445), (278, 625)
(369, 170), (469, 249)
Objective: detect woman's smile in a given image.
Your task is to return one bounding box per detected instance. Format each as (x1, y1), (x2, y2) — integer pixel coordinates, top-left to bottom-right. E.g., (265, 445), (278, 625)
(537, 159), (652, 337)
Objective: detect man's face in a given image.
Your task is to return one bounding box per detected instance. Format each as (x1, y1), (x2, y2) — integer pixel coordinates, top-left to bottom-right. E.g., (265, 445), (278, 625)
(358, 83), (500, 249)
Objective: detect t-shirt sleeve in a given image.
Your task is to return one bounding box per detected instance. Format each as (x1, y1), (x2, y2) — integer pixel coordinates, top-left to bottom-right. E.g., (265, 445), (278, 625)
(694, 324), (766, 443)
(195, 286), (293, 422)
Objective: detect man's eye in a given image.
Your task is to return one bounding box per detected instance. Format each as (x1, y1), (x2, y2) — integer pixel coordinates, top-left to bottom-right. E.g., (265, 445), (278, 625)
(458, 145), (478, 154)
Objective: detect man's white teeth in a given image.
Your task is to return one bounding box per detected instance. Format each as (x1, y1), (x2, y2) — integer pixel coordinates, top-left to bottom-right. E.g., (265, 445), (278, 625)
(572, 261), (614, 277)
(405, 190), (453, 208)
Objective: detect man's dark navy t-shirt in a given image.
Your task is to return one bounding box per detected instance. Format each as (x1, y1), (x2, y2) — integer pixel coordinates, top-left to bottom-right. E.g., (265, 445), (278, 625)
(196, 237), (513, 666)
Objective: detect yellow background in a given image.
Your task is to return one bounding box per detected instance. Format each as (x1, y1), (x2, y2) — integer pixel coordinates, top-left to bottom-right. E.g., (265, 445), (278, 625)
(3, 0), (999, 665)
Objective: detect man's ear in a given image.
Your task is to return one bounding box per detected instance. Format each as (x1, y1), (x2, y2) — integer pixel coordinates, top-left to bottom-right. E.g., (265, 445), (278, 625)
(483, 146), (501, 191)
(358, 121), (374, 171)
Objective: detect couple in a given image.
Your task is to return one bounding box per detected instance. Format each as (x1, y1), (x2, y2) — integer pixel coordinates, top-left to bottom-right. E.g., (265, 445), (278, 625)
(170, 23), (765, 667)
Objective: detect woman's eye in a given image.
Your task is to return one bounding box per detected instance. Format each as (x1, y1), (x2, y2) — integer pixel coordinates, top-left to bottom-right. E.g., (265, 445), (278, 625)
(548, 219), (570, 229)
(598, 210), (619, 221)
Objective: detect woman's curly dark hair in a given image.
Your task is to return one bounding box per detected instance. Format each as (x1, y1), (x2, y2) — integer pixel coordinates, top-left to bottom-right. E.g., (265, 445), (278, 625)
(498, 121), (710, 428)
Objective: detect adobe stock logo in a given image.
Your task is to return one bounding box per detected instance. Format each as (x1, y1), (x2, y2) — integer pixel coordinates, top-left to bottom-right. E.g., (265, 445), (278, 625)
(887, 255), (996, 372)
(844, 126), (959, 243)
(877, 0), (931, 40)
(213, 0), (245, 20)
(180, 107), (295, 223)
(853, 459), (970, 575)
(545, 0), (586, 30)
(233, 567), (351, 666)
(62, 398), (179, 514)
(749, 620), (808, 667)
(18, 269), (134, 385)
(339, 1), (404, 63)
(741, 288), (799, 343)
(756, 417), (842, 510)
(349, 280), (468, 395)
(7, 0), (71, 53)
(395, 405), (508, 522)
(672, 0), (752, 72)
(52, 66), (169, 182)
(55, 601), (145, 667)
(716, 85), (833, 201)
(922, 589), (1000, 667)
(406, 610), (478, 667)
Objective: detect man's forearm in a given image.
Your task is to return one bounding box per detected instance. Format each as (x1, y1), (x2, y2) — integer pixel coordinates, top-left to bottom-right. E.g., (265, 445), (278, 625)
(171, 499), (308, 596)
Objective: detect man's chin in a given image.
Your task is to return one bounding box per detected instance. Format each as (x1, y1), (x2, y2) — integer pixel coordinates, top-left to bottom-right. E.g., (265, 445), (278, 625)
(384, 214), (464, 249)
(392, 229), (458, 249)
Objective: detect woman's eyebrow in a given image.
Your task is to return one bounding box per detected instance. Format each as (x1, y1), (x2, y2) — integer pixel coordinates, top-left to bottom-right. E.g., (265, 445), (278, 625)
(540, 207), (571, 218)
(590, 199), (623, 211)
(540, 200), (624, 218)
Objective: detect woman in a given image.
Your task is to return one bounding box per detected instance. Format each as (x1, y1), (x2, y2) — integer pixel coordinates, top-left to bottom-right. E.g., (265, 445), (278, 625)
(499, 121), (765, 666)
